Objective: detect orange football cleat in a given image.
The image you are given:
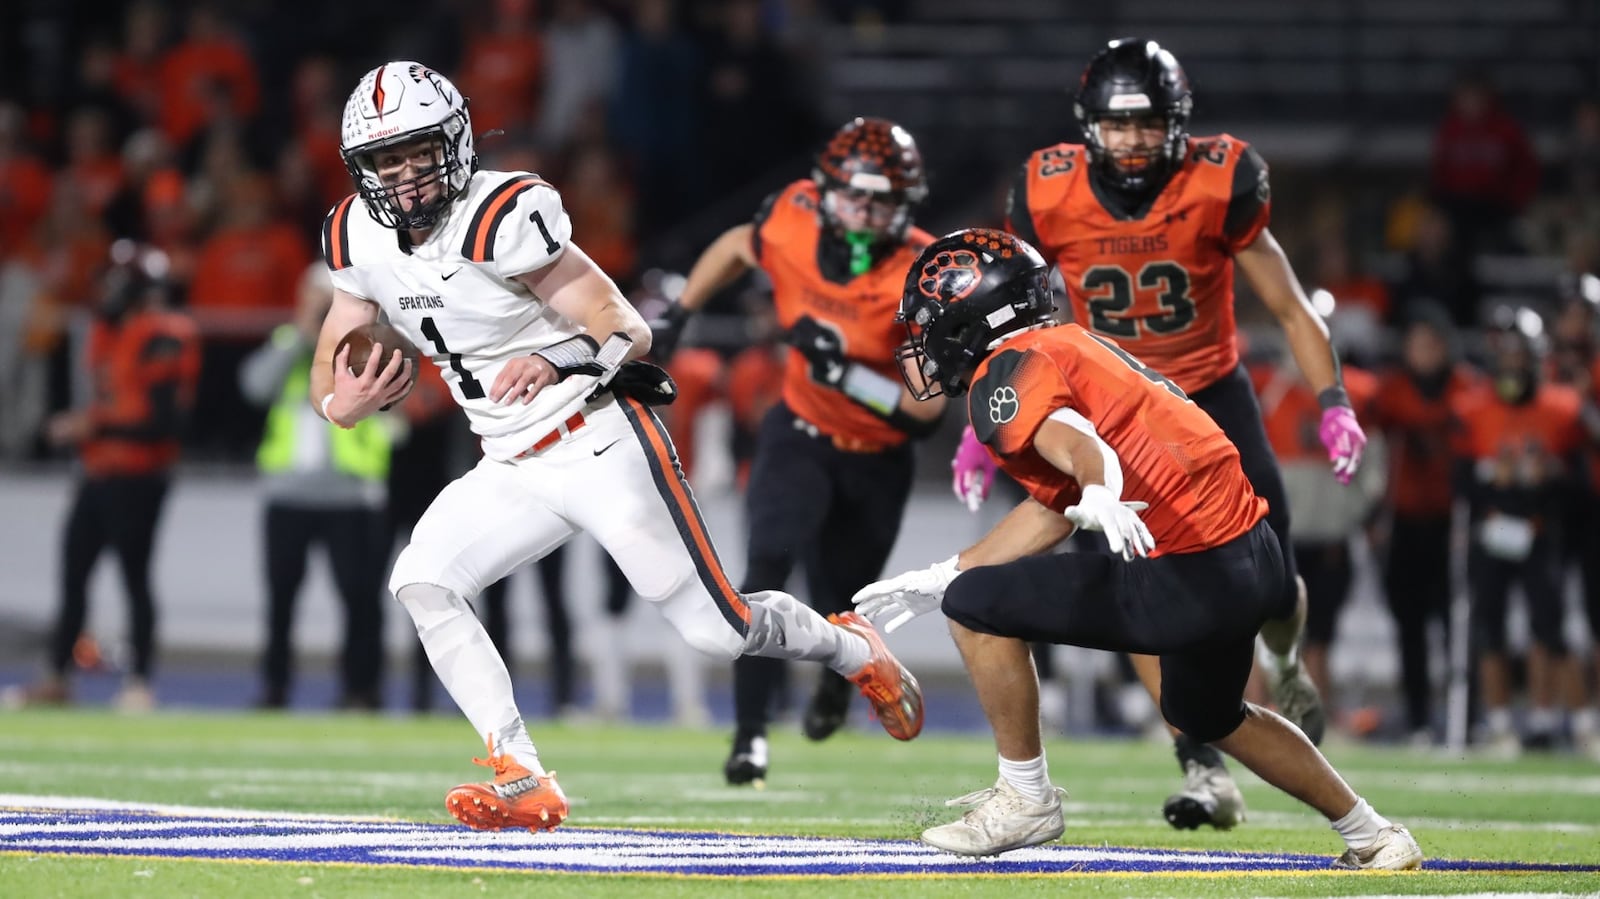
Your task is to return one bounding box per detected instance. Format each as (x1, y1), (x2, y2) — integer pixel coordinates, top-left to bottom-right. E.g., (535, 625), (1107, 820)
(444, 735), (569, 832)
(828, 611), (924, 741)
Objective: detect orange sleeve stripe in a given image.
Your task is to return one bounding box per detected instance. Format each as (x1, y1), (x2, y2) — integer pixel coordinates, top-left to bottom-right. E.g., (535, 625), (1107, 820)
(462, 175), (550, 263)
(619, 396), (751, 632)
(323, 195), (356, 271)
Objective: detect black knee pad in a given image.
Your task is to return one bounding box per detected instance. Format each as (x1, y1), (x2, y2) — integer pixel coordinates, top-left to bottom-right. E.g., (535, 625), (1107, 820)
(941, 567), (1010, 637)
(1160, 690), (1246, 745)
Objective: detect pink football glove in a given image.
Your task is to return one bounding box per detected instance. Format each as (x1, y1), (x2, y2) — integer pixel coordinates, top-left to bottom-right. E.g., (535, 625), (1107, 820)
(951, 425), (998, 513)
(1318, 405), (1367, 486)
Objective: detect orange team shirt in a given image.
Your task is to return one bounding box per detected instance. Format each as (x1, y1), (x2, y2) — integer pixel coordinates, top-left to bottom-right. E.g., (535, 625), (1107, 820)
(1588, 357), (1600, 494)
(1252, 364), (1379, 463)
(80, 310), (202, 477)
(1009, 134), (1271, 395)
(967, 324), (1266, 557)
(1369, 364), (1481, 518)
(1452, 381), (1583, 470)
(754, 179), (933, 449)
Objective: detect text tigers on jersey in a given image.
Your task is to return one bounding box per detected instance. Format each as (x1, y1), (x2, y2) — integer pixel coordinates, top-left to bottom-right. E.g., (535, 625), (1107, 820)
(1094, 235), (1169, 255)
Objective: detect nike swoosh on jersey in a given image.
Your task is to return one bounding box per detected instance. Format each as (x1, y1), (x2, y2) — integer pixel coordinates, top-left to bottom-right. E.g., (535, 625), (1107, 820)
(441, 267), (462, 280)
(593, 439), (622, 456)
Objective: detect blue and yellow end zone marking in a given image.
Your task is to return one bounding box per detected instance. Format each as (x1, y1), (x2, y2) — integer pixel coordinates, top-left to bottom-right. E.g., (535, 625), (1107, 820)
(2, 800), (1595, 878)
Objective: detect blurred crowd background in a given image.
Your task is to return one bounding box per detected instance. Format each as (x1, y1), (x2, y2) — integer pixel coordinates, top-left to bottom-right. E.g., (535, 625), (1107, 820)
(3, 0), (1600, 755)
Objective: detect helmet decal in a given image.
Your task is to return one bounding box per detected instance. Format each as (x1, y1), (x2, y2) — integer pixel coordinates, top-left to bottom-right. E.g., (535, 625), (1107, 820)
(917, 249), (981, 304)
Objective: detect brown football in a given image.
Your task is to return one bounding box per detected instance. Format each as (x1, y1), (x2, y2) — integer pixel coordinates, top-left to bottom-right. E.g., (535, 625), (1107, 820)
(336, 322), (421, 402)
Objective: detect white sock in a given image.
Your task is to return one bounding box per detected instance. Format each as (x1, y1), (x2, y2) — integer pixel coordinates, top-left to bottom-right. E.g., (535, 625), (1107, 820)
(998, 753), (1053, 805)
(1331, 797), (1392, 851)
(1256, 633), (1298, 673)
(1572, 707), (1598, 737)
(1486, 706), (1514, 735)
(399, 584), (545, 776)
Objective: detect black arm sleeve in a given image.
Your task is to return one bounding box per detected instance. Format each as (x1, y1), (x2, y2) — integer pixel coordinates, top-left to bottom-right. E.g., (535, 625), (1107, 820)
(749, 190), (783, 261)
(1005, 162), (1041, 248)
(1223, 145), (1271, 243)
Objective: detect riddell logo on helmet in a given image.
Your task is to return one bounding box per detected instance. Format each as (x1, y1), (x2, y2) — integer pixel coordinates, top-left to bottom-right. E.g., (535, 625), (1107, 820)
(918, 250), (981, 302)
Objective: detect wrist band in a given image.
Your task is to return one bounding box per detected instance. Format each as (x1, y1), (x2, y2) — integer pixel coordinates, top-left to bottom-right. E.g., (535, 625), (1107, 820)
(1316, 385), (1352, 411)
(321, 392), (352, 429)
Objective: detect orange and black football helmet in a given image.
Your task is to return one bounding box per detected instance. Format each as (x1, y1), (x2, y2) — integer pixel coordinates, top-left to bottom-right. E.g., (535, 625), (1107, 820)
(813, 117), (928, 245)
(1075, 38), (1193, 192)
(896, 229), (1054, 399)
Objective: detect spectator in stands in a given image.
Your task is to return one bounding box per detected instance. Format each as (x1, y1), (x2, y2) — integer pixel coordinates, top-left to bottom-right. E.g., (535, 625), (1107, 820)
(189, 173), (312, 456)
(1, 241), (200, 711)
(1455, 308), (1588, 756)
(60, 108), (125, 222)
(240, 264), (390, 711)
(611, 0), (702, 236)
(1369, 304), (1480, 746)
(700, 0), (820, 190)
(110, 1), (168, 129)
(1428, 71), (1539, 259)
(157, 4), (259, 154)
(458, 0), (545, 137)
(538, 0), (621, 154)
(0, 102), (54, 265)
(1389, 202), (1480, 327)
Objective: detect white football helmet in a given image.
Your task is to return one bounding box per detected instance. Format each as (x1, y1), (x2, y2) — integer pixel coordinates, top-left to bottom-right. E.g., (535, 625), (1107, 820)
(340, 61), (476, 230)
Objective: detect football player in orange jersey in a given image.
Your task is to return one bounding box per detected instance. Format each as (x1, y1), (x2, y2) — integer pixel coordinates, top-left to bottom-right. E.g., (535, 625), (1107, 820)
(854, 229), (1420, 868)
(653, 118), (948, 784)
(1453, 309), (1590, 755)
(951, 38), (1362, 828)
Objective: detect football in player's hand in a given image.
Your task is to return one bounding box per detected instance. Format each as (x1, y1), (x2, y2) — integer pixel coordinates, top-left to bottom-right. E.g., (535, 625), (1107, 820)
(336, 322), (420, 402)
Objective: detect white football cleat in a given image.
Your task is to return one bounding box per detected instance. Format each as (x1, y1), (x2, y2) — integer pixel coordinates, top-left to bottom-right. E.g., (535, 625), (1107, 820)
(921, 777), (1066, 857)
(1331, 824), (1424, 871)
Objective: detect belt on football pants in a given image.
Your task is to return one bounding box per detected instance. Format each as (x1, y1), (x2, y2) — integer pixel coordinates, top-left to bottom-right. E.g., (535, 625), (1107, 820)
(790, 412), (895, 454)
(516, 412), (587, 458)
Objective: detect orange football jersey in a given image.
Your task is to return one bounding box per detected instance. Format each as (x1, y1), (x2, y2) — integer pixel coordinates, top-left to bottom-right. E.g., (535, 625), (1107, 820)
(1009, 135), (1270, 395)
(967, 324), (1266, 557)
(1369, 364), (1481, 518)
(1452, 381), (1583, 468)
(754, 179), (933, 448)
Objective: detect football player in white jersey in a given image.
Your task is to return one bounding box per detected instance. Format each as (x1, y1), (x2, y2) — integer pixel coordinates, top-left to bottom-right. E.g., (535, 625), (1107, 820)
(309, 61), (925, 832)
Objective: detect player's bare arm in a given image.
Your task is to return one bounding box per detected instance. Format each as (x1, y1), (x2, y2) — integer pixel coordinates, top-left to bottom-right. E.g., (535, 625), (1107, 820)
(310, 287), (412, 425)
(492, 244), (651, 404)
(958, 496), (1077, 569)
(679, 224), (758, 312)
(1235, 229), (1340, 394)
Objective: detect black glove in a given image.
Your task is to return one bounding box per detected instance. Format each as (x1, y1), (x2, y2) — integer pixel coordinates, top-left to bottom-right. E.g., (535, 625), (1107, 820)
(785, 315), (848, 387)
(647, 303), (690, 364)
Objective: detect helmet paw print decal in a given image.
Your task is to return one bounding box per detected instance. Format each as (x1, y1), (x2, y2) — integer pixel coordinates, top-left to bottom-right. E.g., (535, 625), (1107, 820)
(917, 249), (982, 302)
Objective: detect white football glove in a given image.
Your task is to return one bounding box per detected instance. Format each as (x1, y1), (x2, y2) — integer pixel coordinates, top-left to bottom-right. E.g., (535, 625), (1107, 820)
(851, 555), (961, 634)
(1063, 484), (1155, 561)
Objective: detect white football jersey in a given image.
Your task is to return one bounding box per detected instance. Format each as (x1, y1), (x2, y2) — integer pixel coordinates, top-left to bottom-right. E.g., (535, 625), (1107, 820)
(323, 169), (601, 461)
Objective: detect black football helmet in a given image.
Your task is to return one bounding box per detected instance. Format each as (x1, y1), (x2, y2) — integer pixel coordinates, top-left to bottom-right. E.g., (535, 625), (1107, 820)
(813, 117), (928, 244)
(896, 229), (1054, 399)
(1074, 38), (1193, 192)
(1486, 304), (1545, 405)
